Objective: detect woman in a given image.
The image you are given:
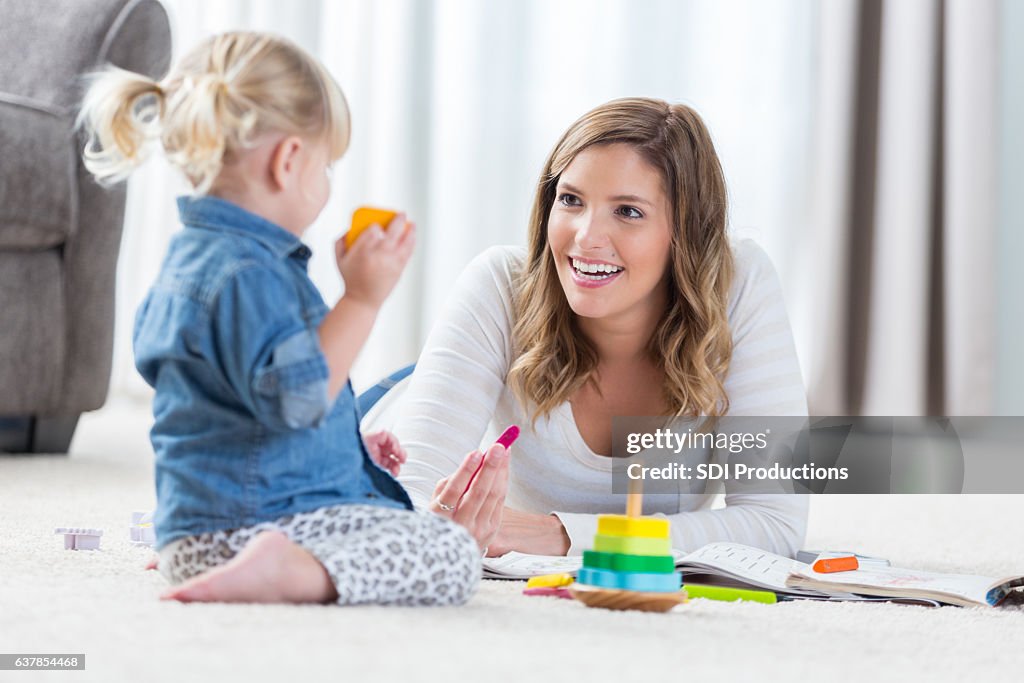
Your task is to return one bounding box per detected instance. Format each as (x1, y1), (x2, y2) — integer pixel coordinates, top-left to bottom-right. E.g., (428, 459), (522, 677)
(393, 97), (808, 557)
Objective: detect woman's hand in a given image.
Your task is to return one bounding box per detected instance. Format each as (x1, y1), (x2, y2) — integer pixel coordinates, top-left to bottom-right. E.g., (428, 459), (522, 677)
(430, 443), (509, 551)
(363, 430), (407, 477)
(485, 508), (571, 557)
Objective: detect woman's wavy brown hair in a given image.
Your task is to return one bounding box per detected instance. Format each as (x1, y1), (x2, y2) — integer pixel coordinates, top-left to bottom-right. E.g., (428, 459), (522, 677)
(508, 97), (734, 421)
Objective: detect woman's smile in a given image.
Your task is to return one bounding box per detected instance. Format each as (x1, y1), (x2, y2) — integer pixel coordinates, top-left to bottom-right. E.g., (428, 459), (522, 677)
(567, 255), (625, 287)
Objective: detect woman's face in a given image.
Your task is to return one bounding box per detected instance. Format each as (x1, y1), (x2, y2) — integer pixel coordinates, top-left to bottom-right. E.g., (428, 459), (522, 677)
(547, 143), (674, 328)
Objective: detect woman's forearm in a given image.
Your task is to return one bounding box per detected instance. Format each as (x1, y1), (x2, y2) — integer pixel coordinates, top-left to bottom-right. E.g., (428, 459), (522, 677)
(489, 508), (571, 556)
(553, 494), (808, 558)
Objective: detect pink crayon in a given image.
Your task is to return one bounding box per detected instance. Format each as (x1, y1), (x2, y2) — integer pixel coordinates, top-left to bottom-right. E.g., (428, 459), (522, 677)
(495, 425), (520, 449)
(463, 425), (519, 496)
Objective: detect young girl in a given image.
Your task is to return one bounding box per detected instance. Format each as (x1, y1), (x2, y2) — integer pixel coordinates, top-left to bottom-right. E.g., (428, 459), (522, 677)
(78, 31), (485, 606)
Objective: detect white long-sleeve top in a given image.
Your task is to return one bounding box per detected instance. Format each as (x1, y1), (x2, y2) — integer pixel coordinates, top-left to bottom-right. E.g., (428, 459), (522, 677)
(393, 240), (809, 557)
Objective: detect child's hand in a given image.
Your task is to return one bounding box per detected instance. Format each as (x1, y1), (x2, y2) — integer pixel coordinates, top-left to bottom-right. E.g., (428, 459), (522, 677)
(363, 430), (407, 477)
(337, 213), (415, 308)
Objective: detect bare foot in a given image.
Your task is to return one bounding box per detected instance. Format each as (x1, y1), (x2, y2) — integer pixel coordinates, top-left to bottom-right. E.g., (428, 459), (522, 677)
(160, 531), (338, 604)
(145, 556), (158, 571)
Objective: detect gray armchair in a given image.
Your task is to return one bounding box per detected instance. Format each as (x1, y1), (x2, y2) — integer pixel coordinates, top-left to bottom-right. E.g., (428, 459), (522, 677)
(0, 0), (171, 452)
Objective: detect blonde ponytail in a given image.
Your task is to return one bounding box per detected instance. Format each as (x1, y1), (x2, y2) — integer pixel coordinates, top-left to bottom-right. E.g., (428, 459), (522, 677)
(78, 31), (350, 194)
(78, 66), (164, 185)
(160, 72), (253, 194)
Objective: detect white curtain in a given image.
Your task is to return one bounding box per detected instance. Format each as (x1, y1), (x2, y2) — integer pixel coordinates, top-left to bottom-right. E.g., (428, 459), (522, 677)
(112, 0), (818, 397)
(804, 0), (1002, 416)
(996, 0), (1024, 416)
(942, 0), (999, 415)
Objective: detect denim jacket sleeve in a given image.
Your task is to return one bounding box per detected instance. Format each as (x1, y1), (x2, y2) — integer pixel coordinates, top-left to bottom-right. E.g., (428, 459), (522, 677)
(208, 263), (330, 431)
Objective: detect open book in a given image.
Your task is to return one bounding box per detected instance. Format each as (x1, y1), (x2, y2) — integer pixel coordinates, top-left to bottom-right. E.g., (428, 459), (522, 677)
(786, 563), (1024, 607)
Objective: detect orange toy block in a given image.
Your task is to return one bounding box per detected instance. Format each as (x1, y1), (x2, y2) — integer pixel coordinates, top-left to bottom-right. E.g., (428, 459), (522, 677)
(344, 207), (398, 249)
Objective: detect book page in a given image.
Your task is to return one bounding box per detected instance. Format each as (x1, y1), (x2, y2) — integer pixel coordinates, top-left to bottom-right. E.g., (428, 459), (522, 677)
(483, 549), (688, 579)
(679, 542), (814, 593)
(482, 552), (583, 579)
(788, 564), (1021, 605)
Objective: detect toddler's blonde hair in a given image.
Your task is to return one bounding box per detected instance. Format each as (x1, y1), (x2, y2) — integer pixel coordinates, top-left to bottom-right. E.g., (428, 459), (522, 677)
(79, 31), (350, 193)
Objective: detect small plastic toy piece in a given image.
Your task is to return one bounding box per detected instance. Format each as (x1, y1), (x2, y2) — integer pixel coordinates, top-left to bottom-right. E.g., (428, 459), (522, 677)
(812, 555), (859, 573)
(596, 514), (670, 539)
(525, 573), (574, 589)
(683, 584), (777, 604)
(577, 567), (682, 592)
(344, 207), (398, 249)
(582, 550), (675, 573)
(55, 527), (103, 550)
(129, 511), (156, 547)
(592, 533), (672, 556)
(523, 586), (573, 599)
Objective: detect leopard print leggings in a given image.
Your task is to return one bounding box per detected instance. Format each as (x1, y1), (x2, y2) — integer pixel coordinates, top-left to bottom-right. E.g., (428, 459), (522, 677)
(158, 504), (481, 606)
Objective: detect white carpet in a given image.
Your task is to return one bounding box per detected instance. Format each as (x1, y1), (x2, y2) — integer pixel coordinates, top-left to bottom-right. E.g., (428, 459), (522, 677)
(2, 399), (1024, 683)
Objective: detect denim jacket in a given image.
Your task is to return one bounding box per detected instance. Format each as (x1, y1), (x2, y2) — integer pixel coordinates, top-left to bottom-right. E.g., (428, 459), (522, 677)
(134, 196), (412, 548)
